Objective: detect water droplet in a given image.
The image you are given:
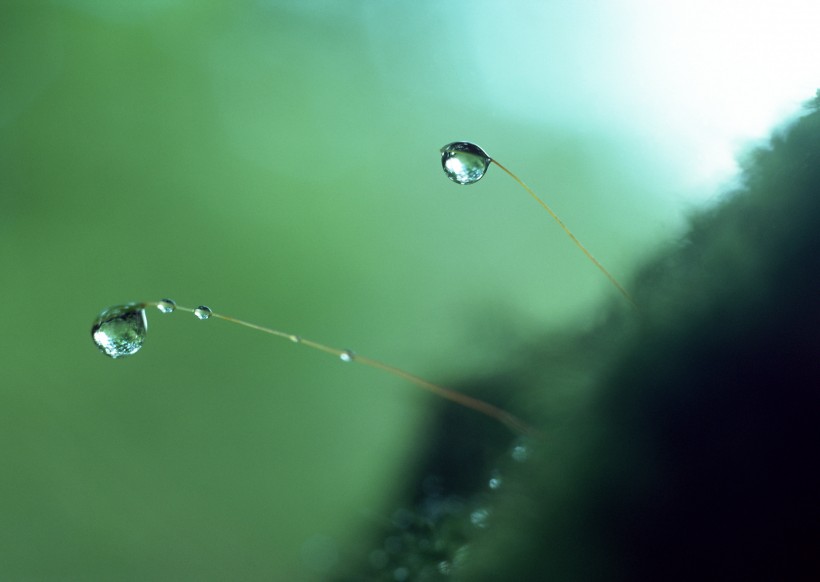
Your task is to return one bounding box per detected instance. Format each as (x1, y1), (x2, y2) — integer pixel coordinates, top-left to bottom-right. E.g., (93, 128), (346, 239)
(488, 471), (502, 490)
(157, 298), (176, 314)
(290, 334), (302, 343)
(194, 305), (212, 320)
(470, 507), (490, 528)
(91, 303), (148, 359)
(440, 141), (491, 185)
(340, 349), (355, 362)
(511, 438), (531, 462)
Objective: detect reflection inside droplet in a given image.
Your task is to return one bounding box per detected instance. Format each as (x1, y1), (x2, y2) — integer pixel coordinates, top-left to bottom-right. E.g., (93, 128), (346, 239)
(194, 305), (212, 320)
(91, 303), (148, 358)
(157, 298), (176, 314)
(440, 141), (492, 184)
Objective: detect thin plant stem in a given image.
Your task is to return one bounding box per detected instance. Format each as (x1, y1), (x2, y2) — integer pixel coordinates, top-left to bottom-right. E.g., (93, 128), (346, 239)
(490, 158), (638, 310)
(152, 302), (541, 437)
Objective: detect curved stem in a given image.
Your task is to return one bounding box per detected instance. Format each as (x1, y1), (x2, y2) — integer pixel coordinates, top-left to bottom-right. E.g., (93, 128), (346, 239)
(151, 302), (540, 437)
(490, 159), (637, 310)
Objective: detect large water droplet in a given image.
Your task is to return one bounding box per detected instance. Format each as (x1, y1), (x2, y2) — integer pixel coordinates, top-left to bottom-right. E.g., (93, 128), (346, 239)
(91, 303), (148, 358)
(194, 305), (212, 320)
(157, 298), (176, 314)
(440, 141), (491, 185)
(340, 349), (355, 362)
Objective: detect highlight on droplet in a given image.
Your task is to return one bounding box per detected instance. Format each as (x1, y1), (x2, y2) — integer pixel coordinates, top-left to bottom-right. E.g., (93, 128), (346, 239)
(91, 303), (148, 358)
(439, 141), (636, 309)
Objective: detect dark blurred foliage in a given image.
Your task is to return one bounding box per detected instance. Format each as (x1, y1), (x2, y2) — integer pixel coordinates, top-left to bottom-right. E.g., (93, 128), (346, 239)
(333, 92), (820, 581)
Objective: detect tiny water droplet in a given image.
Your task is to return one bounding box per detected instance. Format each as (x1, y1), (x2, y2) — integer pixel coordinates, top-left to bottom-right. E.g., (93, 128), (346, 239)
(470, 507), (490, 528)
(290, 334), (302, 343)
(488, 471), (502, 490)
(511, 439), (531, 462)
(340, 349), (355, 362)
(194, 305), (212, 320)
(91, 303), (148, 359)
(440, 141), (491, 185)
(157, 298), (176, 314)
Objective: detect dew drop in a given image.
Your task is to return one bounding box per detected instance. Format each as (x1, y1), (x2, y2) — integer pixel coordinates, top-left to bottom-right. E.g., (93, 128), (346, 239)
(511, 439), (531, 462)
(488, 471), (502, 490)
(340, 349), (355, 362)
(157, 298), (176, 314)
(194, 305), (212, 320)
(91, 303), (148, 359)
(470, 507), (490, 528)
(440, 141), (491, 185)
(290, 334), (302, 344)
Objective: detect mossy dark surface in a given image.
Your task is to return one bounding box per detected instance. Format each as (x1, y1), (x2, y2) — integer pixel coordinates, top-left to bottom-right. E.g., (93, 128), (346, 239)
(333, 94), (820, 581)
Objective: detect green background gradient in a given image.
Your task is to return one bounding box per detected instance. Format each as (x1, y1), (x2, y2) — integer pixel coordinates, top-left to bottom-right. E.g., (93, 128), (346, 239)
(1, 1), (815, 580)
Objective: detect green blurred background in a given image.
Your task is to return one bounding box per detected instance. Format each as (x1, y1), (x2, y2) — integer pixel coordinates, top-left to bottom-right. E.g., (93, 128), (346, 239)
(1, 1), (815, 579)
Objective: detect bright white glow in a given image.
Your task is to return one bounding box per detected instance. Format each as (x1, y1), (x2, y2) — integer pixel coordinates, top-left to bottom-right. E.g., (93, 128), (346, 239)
(471, 0), (820, 197)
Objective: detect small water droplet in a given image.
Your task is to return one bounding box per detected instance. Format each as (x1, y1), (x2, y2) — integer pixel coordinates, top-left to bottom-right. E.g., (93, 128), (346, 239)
(511, 438), (531, 462)
(470, 507), (490, 528)
(194, 305), (212, 320)
(440, 141), (491, 185)
(340, 349), (355, 362)
(488, 471), (502, 490)
(157, 298), (176, 314)
(91, 303), (148, 359)
(290, 334), (302, 343)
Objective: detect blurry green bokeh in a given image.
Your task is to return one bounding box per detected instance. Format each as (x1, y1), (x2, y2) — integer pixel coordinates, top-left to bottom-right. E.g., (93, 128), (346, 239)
(1, 1), (780, 580)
